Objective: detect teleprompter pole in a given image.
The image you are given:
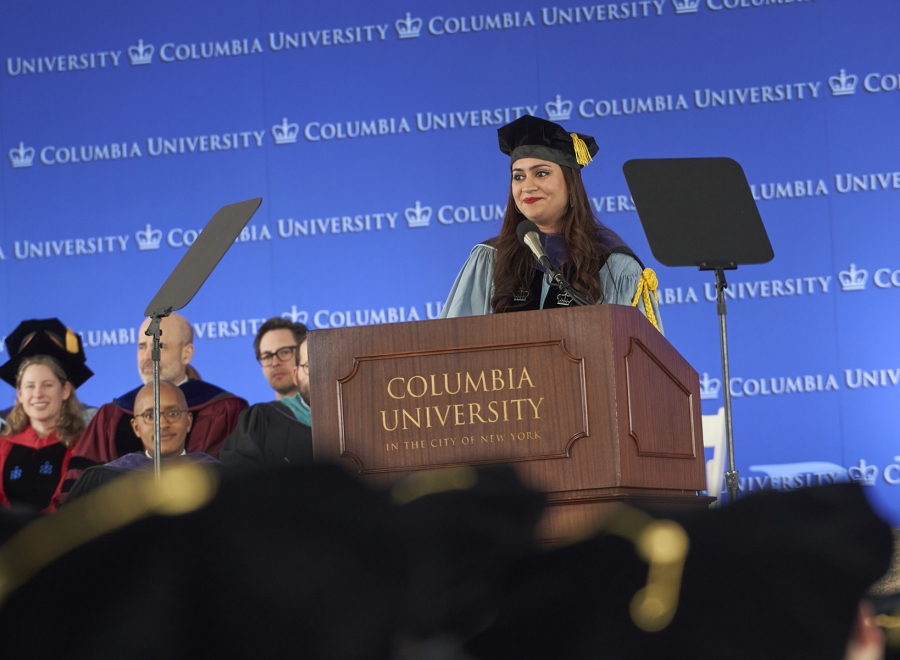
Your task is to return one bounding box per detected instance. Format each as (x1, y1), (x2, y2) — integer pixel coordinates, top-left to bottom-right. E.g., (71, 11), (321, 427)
(141, 197), (263, 483)
(622, 157), (774, 506)
(715, 269), (739, 504)
(145, 307), (172, 483)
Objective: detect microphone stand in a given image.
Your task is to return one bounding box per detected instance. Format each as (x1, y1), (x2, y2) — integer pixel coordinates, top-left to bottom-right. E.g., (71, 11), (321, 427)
(537, 256), (593, 307)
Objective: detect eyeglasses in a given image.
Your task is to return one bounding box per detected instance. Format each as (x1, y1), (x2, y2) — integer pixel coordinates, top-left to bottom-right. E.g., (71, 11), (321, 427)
(136, 410), (189, 424)
(257, 345), (298, 366)
(299, 362), (309, 374)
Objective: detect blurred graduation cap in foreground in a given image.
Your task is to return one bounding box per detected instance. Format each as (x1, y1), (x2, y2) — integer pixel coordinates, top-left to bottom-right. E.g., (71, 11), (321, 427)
(0, 462), (890, 660)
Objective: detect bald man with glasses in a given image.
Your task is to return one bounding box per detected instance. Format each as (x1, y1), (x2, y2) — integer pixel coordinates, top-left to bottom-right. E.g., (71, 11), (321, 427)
(218, 318), (314, 470)
(64, 313), (247, 497)
(66, 381), (221, 501)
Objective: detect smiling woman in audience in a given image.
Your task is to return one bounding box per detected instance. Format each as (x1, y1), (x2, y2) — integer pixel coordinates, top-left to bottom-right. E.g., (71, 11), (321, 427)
(0, 319), (93, 513)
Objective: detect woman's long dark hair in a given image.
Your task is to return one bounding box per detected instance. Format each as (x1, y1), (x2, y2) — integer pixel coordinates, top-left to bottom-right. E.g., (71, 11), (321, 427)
(491, 166), (607, 313)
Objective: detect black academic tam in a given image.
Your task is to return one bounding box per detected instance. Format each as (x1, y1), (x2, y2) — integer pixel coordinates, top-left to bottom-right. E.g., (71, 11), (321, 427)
(0, 466), (889, 660)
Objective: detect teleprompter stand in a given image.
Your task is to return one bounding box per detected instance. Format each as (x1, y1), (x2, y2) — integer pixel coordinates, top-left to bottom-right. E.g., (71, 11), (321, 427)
(622, 158), (773, 504)
(143, 198), (262, 480)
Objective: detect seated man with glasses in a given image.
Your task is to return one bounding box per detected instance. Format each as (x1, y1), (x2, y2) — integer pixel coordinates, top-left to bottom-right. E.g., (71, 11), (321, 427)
(254, 318), (308, 402)
(65, 313), (247, 495)
(218, 318), (313, 470)
(66, 381), (220, 501)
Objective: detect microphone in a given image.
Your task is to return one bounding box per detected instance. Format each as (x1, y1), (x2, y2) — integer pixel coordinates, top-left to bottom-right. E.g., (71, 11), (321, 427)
(516, 220), (552, 271)
(515, 220), (592, 307)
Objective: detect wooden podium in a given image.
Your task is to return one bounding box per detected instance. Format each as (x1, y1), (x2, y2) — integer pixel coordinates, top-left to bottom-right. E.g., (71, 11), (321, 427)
(308, 305), (712, 543)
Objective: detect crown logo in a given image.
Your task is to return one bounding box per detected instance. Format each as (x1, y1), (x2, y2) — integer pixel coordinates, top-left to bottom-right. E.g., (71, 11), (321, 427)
(395, 13), (423, 39)
(848, 459), (877, 486)
(699, 372), (721, 400)
(545, 95), (573, 122)
(8, 142), (35, 169)
(405, 201), (432, 228)
(838, 264), (867, 291)
(271, 118), (299, 145)
(672, 0), (700, 14)
(513, 288), (530, 302)
(828, 69), (857, 97)
(135, 224), (163, 251)
(128, 39), (154, 66)
(280, 305), (308, 324)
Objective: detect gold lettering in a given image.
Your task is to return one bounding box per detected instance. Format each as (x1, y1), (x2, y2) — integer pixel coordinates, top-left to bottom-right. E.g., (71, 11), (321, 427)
(453, 403), (465, 425)
(468, 402), (487, 424)
(407, 375), (427, 398)
(465, 370), (487, 393)
(430, 374), (444, 396)
(508, 367), (515, 389)
(487, 401), (499, 423)
(402, 408), (421, 430)
(534, 431), (541, 440)
(443, 372), (461, 395)
(527, 397), (544, 419)
(425, 406), (432, 428)
(491, 369), (504, 391)
(502, 400), (508, 421)
(510, 399), (527, 420)
(518, 367), (535, 389)
(430, 438), (440, 448)
(387, 377), (406, 399)
(391, 442), (399, 450)
(381, 409), (399, 431)
(433, 405), (452, 426)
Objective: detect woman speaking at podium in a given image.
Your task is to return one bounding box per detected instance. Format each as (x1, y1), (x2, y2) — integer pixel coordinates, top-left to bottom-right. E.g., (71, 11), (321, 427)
(440, 115), (662, 332)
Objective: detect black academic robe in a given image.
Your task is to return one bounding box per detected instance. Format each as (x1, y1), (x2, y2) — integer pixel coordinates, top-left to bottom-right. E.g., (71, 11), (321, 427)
(64, 380), (247, 493)
(218, 401), (314, 470)
(65, 453), (222, 504)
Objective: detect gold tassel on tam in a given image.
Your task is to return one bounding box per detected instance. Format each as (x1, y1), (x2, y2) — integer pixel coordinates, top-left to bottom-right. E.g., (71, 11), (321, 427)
(631, 268), (661, 332)
(570, 133), (593, 167)
(65, 328), (79, 354)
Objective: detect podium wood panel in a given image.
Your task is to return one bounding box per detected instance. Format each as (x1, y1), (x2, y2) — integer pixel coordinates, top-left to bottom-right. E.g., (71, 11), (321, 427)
(309, 305), (711, 542)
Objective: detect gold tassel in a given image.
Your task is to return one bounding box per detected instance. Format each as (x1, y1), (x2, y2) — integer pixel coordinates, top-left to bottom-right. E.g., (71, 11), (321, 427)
(65, 328), (79, 354)
(631, 268), (661, 332)
(570, 133), (593, 167)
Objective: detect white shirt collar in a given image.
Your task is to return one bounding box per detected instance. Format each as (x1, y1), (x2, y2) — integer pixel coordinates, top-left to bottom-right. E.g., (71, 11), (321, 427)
(145, 448), (187, 458)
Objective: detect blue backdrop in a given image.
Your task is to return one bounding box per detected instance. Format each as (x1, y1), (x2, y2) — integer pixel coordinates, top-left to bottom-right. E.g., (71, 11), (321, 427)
(2, 0), (898, 519)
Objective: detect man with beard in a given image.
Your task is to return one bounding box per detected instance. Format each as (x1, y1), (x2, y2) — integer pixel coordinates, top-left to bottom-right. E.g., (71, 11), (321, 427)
(64, 313), (246, 492)
(218, 327), (312, 470)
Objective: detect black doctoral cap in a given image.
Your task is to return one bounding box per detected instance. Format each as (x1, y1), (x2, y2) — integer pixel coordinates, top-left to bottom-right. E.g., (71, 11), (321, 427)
(0, 463), (544, 659)
(498, 115), (599, 171)
(0, 318), (93, 388)
(466, 483), (893, 660)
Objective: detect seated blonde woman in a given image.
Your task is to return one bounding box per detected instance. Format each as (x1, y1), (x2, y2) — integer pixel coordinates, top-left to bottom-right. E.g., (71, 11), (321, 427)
(0, 319), (93, 512)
